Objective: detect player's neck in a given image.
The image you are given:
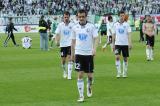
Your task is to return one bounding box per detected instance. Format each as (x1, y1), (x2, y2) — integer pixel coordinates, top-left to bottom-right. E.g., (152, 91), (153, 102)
(79, 21), (87, 26)
(64, 21), (70, 25)
(119, 20), (124, 24)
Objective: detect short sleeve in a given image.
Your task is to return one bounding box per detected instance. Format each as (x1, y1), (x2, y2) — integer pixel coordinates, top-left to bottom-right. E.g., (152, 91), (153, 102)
(92, 25), (98, 38)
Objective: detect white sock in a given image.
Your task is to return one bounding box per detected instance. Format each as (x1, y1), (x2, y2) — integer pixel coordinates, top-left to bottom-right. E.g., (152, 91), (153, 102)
(115, 60), (121, 74)
(146, 48), (150, 59)
(123, 61), (128, 75)
(150, 48), (153, 59)
(77, 79), (84, 97)
(68, 61), (73, 79)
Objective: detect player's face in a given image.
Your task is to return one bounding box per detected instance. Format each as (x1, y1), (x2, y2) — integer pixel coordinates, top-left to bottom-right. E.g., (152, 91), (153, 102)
(146, 16), (152, 23)
(63, 14), (70, 23)
(78, 13), (87, 24)
(119, 13), (125, 22)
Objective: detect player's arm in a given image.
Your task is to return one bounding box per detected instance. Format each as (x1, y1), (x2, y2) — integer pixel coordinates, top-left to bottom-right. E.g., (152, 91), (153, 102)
(12, 23), (17, 31)
(54, 24), (61, 46)
(71, 30), (76, 61)
(128, 32), (132, 49)
(128, 25), (132, 49)
(142, 23), (146, 34)
(112, 23), (116, 51)
(112, 33), (116, 51)
(93, 25), (99, 56)
(55, 34), (60, 46)
(93, 36), (98, 56)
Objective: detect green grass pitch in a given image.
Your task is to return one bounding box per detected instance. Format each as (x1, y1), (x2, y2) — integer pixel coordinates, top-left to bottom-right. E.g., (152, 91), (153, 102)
(0, 32), (160, 106)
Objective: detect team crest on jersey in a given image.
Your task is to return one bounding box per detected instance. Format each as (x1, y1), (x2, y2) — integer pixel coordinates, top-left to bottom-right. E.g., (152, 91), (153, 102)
(78, 33), (87, 41)
(118, 28), (124, 34)
(63, 30), (70, 35)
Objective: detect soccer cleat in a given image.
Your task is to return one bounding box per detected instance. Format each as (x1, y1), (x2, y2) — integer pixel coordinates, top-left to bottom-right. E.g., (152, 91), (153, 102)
(122, 73), (128, 78)
(150, 57), (154, 61)
(116, 73), (121, 78)
(77, 96), (84, 102)
(147, 57), (150, 61)
(67, 76), (72, 80)
(87, 84), (92, 97)
(63, 71), (67, 79)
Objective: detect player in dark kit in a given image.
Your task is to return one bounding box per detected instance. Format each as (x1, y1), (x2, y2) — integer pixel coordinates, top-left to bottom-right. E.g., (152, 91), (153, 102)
(4, 17), (18, 47)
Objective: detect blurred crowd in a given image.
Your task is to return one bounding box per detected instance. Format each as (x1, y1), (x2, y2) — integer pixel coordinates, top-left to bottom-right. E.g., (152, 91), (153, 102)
(0, 0), (160, 17)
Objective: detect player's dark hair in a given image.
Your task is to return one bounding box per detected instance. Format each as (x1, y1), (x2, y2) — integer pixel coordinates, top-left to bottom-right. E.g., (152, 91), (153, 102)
(63, 11), (70, 16)
(78, 9), (88, 16)
(108, 15), (112, 21)
(118, 11), (125, 16)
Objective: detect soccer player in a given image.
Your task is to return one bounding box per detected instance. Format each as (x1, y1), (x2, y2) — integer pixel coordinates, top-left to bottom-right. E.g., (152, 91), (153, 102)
(143, 15), (156, 61)
(71, 9), (98, 102)
(112, 11), (132, 78)
(21, 36), (32, 49)
(102, 15), (114, 51)
(4, 17), (18, 47)
(55, 11), (74, 80)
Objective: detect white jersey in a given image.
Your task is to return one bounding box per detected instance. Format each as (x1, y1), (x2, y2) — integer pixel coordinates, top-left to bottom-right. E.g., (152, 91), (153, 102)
(107, 21), (114, 36)
(21, 36), (32, 49)
(113, 22), (131, 45)
(72, 22), (98, 55)
(55, 21), (74, 47)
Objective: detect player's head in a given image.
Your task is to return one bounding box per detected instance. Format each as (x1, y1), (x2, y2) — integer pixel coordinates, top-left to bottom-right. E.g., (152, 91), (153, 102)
(146, 15), (152, 23)
(77, 9), (88, 25)
(8, 17), (12, 23)
(108, 15), (113, 22)
(63, 11), (70, 23)
(40, 15), (44, 20)
(53, 16), (57, 20)
(118, 11), (125, 23)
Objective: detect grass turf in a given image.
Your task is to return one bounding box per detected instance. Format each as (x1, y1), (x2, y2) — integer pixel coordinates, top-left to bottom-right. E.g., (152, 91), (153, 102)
(0, 32), (160, 106)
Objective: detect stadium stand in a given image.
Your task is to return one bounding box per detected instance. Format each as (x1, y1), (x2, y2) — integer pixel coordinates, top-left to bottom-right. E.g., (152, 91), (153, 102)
(0, 0), (160, 16)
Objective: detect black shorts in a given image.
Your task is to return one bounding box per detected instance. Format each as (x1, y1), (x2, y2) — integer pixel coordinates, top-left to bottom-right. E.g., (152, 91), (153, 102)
(115, 45), (129, 57)
(101, 31), (106, 36)
(107, 36), (112, 43)
(60, 46), (71, 57)
(145, 35), (154, 47)
(75, 55), (94, 73)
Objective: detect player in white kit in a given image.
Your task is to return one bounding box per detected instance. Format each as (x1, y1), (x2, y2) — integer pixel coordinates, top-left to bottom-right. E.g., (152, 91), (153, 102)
(21, 36), (32, 49)
(112, 11), (132, 78)
(71, 9), (98, 102)
(55, 11), (74, 79)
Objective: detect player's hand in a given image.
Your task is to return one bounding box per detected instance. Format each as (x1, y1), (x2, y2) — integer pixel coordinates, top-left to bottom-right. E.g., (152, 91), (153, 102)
(112, 45), (115, 52)
(55, 42), (60, 47)
(71, 55), (75, 62)
(92, 49), (96, 56)
(129, 44), (132, 50)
